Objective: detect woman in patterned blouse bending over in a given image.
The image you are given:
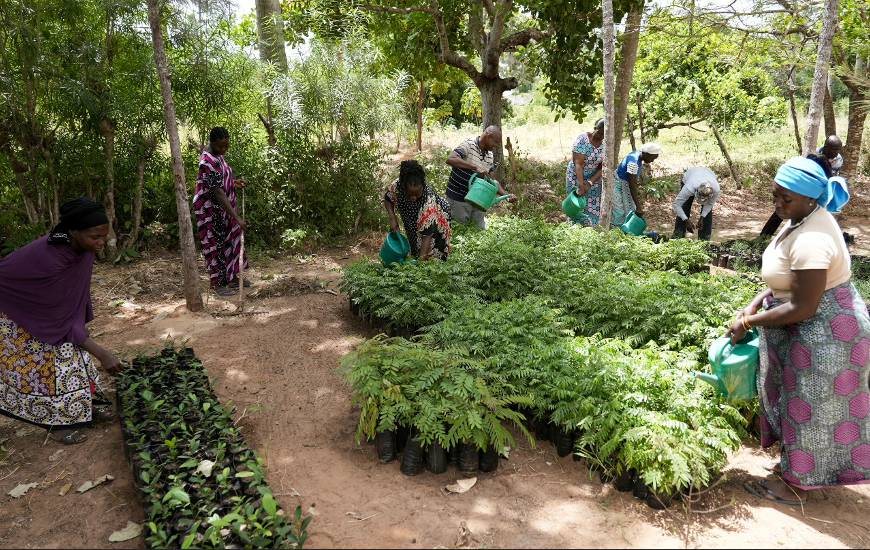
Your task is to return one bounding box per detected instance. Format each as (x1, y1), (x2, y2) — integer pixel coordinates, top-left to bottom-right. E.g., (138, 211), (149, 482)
(383, 160), (451, 261)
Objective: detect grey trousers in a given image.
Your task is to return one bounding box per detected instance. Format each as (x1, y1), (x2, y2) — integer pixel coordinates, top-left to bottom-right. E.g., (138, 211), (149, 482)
(447, 197), (486, 229)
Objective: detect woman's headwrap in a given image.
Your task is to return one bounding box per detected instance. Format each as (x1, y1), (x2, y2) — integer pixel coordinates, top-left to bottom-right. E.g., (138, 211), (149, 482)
(774, 156), (850, 213)
(48, 197), (109, 244)
(640, 142), (663, 155)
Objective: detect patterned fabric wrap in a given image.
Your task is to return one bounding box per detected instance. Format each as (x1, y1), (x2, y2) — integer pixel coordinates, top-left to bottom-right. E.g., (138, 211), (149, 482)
(193, 151), (248, 285)
(384, 179), (451, 260)
(0, 310), (108, 428)
(758, 281), (870, 489)
(565, 132), (604, 226)
(610, 172), (638, 228)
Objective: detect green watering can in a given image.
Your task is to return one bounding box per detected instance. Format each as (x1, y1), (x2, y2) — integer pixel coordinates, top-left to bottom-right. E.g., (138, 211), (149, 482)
(693, 328), (760, 400)
(379, 229), (409, 266)
(620, 209), (647, 236)
(562, 186), (588, 219)
(465, 174), (511, 212)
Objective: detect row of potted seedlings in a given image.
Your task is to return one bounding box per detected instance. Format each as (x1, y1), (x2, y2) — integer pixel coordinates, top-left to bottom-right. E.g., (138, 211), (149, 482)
(116, 346), (311, 549)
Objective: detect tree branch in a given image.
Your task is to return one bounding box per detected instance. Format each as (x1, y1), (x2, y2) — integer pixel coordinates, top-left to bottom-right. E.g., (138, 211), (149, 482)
(499, 25), (549, 51)
(360, 4), (435, 14)
(646, 117), (707, 132)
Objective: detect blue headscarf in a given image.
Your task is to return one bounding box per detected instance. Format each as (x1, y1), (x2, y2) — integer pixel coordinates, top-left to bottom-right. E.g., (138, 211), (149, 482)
(774, 156), (850, 213)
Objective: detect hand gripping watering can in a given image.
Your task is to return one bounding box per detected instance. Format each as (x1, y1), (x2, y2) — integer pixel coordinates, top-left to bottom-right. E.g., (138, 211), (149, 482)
(693, 328), (760, 400)
(562, 186), (588, 219)
(379, 229), (409, 266)
(465, 174), (511, 212)
(620, 209), (647, 236)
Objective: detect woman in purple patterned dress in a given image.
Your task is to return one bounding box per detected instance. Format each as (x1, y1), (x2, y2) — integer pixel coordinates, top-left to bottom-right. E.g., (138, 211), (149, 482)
(193, 127), (249, 296)
(727, 156), (869, 505)
(564, 118), (604, 226)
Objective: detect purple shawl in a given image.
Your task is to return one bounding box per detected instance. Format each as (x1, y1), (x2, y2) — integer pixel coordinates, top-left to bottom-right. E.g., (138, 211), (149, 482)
(0, 234), (94, 346)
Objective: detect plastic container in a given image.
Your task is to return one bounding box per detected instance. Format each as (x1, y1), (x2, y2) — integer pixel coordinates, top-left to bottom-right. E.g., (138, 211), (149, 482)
(379, 229), (409, 266)
(620, 210), (647, 236)
(693, 328), (759, 400)
(562, 186), (588, 219)
(465, 174), (510, 212)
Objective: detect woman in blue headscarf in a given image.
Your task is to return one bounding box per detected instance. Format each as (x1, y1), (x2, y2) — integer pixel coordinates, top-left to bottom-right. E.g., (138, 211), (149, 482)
(726, 155), (869, 506)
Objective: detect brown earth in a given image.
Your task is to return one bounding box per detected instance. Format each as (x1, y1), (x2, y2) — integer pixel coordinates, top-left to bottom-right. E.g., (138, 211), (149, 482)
(1, 178), (869, 550)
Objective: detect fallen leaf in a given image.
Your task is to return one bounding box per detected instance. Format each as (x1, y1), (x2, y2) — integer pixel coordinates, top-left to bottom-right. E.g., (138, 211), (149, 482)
(7, 482), (38, 498)
(48, 449), (64, 462)
(152, 311), (169, 322)
(76, 474), (115, 493)
(108, 299), (124, 308)
(307, 506), (320, 516)
(442, 477), (477, 495)
(108, 521), (143, 542)
(58, 482), (72, 496)
(196, 459), (216, 478)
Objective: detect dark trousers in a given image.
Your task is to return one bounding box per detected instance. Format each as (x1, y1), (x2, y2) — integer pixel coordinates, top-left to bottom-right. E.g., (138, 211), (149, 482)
(760, 211), (782, 236)
(673, 195), (713, 241)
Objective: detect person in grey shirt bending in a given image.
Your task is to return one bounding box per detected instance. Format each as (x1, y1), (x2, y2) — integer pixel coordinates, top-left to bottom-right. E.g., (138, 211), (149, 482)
(672, 167), (720, 241)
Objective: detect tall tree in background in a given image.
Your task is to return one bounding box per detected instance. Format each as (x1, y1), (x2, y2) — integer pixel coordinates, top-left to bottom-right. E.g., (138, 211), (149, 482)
(255, 0), (287, 145)
(833, 0), (868, 178)
(147, 0), (202, 311)
(802, 0), (839, 155)
(612, 1), (644, 164)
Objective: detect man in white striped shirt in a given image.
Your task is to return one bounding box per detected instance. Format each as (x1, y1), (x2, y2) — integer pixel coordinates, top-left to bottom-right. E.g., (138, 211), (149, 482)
(445, 125), (515, 229)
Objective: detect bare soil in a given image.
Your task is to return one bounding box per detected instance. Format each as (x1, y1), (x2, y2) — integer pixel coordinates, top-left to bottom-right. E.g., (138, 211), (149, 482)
(1, 179), (869, 549)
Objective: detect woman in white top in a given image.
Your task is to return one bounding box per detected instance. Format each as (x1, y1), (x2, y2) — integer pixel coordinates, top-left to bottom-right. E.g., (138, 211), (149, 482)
(727, 155), (869, 505)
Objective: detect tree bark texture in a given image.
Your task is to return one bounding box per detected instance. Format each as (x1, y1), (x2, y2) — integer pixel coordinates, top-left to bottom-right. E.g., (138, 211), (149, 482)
(147, 0), (203, 312)
(842, 92), (867, 180)
(99, 119), (118, 258)
(802, 0), (839, 155)
(254, 0), (288, 72)
(709, 119), (740, 185)
(600, 0), (616, 229)
(611, 3), (644, 165)
(122, 136), (156, 250)
(417, 80), (423, 152)
(823, 74), (837, 138)
(788, 66), (803, 154)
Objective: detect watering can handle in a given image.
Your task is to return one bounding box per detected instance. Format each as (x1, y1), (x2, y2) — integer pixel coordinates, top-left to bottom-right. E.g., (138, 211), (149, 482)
(713, 339), (732, 366)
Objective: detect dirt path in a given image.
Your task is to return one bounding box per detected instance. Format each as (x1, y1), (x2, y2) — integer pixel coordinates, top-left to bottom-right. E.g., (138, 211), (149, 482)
(1, 191), (870, 549)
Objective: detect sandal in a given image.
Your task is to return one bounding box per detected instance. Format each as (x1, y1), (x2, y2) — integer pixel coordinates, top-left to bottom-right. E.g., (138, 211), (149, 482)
(210, 286), (237, 297)
(49, 429), (89, 445)
(762, 459), (782, 475)
(744, 479), (806, 506)
(93, 406), (115, 422)
(227, 279), (253, 288)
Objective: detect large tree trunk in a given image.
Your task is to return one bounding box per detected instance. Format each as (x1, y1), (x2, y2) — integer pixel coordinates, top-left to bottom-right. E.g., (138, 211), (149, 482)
(788, 65), (803, 154)
(147, 0), (203, 312)
(122, 136), (157, 251)
(99, 119), (118, 258)
(823, 74), (837, 138)
(612, 2), (644, 164)
(480, 79), (508, 182)
(802, 0), (839, 155)
(599, 0), (616, 229)
(841, 94), (867, 180)
(254, 0), (288, 72)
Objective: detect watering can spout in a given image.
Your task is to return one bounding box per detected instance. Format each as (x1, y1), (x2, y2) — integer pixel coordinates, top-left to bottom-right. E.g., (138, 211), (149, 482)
(692, 371), (725, 393)
(493, 194), (511, 204)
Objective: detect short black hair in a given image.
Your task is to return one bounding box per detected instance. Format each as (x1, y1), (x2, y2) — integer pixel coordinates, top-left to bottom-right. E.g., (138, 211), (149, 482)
(805, 152), (833, 178)
(594, 118), (605, 129)
(399, 159), (425, 188)
(210, 126), (230, 142)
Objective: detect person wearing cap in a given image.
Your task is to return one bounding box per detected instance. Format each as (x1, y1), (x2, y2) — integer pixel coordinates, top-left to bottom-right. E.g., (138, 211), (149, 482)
(759, 136), (845, 237)
(726, 156), (869, 506)
(445, 125), (516, 230)
(610, 142), (662, 228)
(671, 167), (720, 241)
(0, 197), (123, 445)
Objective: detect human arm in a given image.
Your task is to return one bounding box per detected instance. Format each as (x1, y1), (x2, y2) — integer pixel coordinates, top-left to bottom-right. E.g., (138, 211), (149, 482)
(725, 270), (826, 344)
(211, 186), (247, 232)
(383, 197), (399, 231)
(672, 184), (694, 221)
(446, 150), (488, 176)
(419, 234), (433, 259)
(572, 152), (592, 195)
(627, 173), (644, 218)
(494, 179), (517, 203)
(234, 175), (248, 189)
(81, 337), (123, 374)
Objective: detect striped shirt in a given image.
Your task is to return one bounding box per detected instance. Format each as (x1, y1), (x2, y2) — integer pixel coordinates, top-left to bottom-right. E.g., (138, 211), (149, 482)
(446, 137), (494, 202)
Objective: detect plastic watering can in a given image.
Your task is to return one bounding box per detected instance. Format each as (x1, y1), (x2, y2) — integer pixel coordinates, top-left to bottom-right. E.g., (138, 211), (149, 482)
(620, 209), (647, 236)
(562, 186), (588, 219)
(465, 174), (510, 212)
(379, 229), (409, 266)
(693, 328), (760, 400)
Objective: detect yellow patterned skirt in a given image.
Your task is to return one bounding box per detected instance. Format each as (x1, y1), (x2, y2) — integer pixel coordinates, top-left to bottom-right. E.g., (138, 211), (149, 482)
(0, 310), (107, 429)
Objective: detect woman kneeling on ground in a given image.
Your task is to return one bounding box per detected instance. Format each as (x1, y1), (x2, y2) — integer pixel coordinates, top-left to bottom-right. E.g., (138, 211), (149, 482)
(0, 197), (123, 445)
(383, 159), (451, 261)
(727, 155), (869, 505)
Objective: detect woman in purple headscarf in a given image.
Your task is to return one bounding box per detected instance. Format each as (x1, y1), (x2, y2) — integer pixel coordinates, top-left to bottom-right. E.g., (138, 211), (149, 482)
(726, 156), (869, 505)
(0, 197), (123, 445)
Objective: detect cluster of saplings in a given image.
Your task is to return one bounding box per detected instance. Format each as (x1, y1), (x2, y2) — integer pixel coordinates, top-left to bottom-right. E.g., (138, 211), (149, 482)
(340, 218), (761, 508)
(117, 345), (311, 549)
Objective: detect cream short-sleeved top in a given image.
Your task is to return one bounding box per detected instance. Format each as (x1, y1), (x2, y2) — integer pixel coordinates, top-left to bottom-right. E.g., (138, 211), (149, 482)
(761, 207), (851, 302)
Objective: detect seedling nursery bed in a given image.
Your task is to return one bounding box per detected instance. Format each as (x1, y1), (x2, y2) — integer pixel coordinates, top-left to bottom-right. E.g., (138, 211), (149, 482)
(116, 345), (310, 549)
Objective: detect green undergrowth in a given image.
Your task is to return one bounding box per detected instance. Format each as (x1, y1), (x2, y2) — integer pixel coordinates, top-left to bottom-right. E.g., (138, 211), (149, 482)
(339, 217), (764, 493)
